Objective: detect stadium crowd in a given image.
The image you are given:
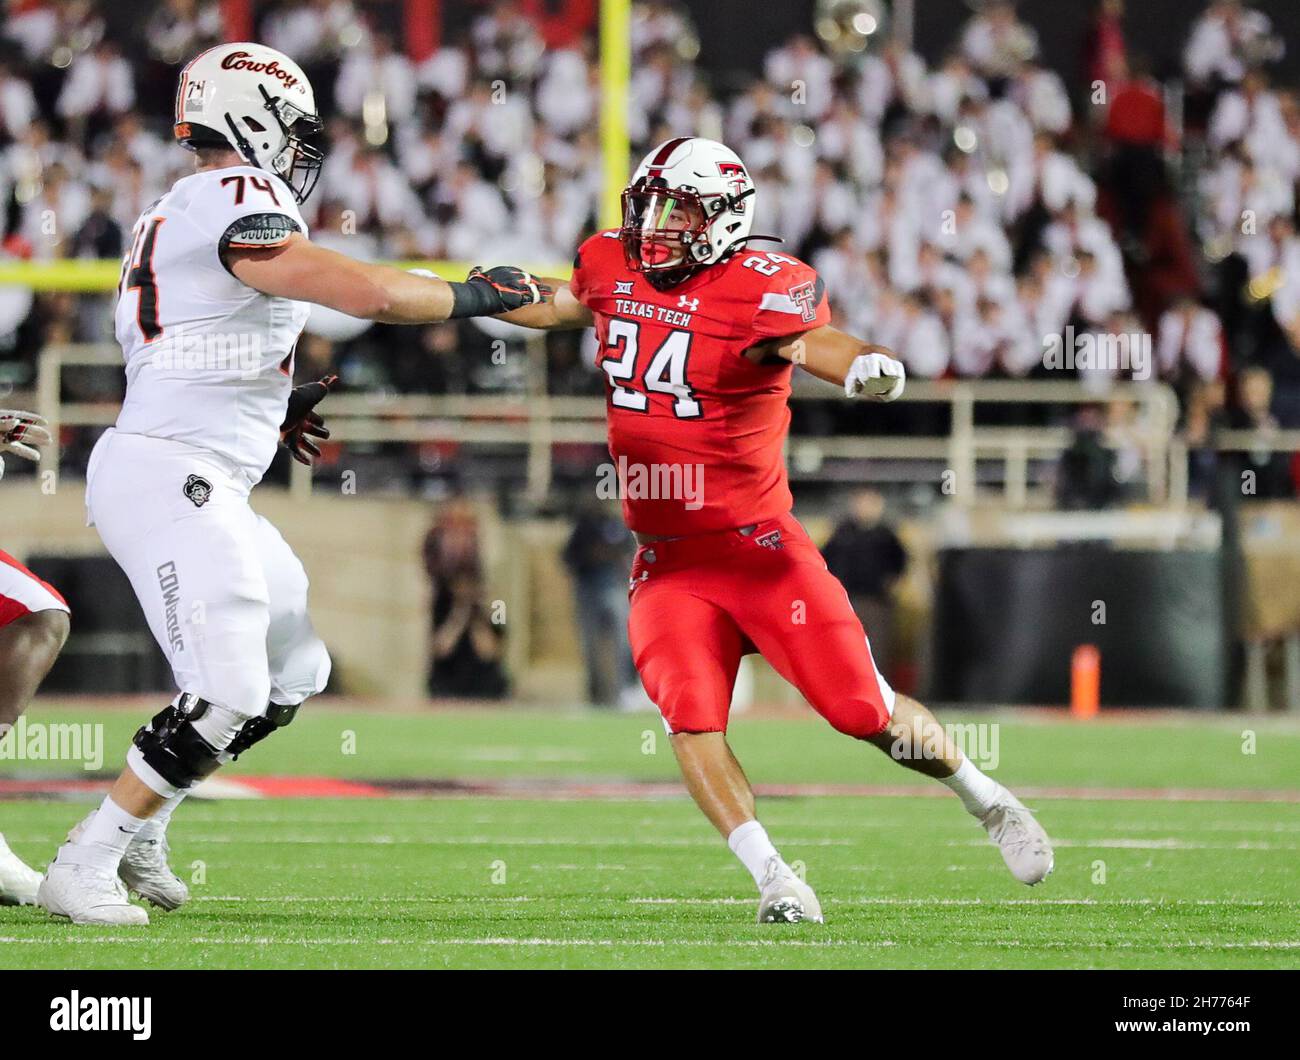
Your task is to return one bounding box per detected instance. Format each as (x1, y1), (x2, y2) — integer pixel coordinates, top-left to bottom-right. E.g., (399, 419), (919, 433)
(0, 0), (1299, 500)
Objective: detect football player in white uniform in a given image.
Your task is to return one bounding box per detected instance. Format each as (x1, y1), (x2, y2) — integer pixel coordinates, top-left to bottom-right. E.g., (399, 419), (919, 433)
(0, 411), (69, 906)
(38, 42), (547, 925)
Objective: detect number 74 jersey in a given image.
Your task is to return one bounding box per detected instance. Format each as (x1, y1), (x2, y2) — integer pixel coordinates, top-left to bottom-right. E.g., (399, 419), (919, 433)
(569, 229), (831, 536)
(113, 165), (310, 485)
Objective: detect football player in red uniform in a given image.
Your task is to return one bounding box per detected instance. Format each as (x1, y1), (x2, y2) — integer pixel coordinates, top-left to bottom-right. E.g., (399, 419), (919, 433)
(502, 137), (1052, 922)
(0, 410), (70, 905)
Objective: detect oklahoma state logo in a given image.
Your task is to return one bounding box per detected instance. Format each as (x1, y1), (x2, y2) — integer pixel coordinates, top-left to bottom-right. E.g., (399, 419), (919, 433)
(220, 52), (299, 89)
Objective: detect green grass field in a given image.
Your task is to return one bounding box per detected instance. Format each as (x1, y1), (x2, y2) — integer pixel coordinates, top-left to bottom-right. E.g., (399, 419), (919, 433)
(2, 703), (1298, 969)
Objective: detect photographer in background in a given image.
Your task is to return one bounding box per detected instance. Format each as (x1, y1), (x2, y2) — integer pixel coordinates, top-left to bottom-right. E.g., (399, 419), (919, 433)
(428, 570), (508, 700)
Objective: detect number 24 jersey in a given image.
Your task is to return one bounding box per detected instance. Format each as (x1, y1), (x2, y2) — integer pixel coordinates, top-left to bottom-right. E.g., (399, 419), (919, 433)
(570, 230), (831, 536)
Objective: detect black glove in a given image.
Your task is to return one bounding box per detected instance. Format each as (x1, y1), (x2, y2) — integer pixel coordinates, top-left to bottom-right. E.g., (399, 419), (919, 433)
(280, 374), (336, 466)
(448, 265), (550, 318)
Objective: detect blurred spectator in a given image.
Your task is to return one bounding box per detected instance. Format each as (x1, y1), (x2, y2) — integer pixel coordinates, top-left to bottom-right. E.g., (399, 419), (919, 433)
(822, 490), (907, 680)
(334, 31), (417, 126)
(1228, 366), (1295, 497)
(145, 0), (224, 66)
(1183, 378), (1228, 501)
(1083, 0), (1127, 94)
(71, 186), (122, 259)
(262, 0), (365, 69)
(1158, 296), (1226, 388)
(562, 501), (636, 707)
(423, 495), (483, 598)
(1184, 0), (1281, 90)
(428, 570), (508, 699)
(1101, 55), (1169, 150)
(1056, 408), (1120, 509)
(56, 40), (134, 139)
(0, 59), (38, 141)
(960, 0), (1039, 83)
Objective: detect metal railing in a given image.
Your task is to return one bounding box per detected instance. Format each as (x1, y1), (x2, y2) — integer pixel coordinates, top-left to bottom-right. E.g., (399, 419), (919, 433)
(35, 342), (1188, 507)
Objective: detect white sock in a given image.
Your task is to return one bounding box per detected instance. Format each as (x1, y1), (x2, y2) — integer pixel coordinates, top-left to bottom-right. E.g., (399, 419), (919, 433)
(940, 757), (1003, 816)
(61, 797), (148, 871)
(727, 820), (786, 888)
(148, 791), (188, 832)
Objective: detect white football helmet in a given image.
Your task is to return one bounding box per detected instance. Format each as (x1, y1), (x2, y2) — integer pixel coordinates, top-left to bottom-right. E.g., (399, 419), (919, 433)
(620, 137), (763, 286)
(173, 42), (324, 203)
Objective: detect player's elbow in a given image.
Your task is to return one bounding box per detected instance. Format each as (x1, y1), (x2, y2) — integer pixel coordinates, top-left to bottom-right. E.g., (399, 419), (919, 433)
(334, 281), (393, 320)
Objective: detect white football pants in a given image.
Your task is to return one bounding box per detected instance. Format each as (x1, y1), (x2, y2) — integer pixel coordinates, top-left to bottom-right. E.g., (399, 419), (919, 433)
(87, 428), (331, 726)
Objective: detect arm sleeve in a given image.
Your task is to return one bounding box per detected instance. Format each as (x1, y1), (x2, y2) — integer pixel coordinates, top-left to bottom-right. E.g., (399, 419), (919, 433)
(750, 260), (832, 340)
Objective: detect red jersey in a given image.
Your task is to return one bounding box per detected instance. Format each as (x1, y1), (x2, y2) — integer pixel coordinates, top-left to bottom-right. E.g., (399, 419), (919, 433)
(570, 231), (830, 536)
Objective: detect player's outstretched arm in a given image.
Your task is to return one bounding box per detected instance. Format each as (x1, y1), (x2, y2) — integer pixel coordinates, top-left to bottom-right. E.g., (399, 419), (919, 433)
(763, 325), (906, 402)
(493, 279), (594, 330)
(227, 235), (546, 323)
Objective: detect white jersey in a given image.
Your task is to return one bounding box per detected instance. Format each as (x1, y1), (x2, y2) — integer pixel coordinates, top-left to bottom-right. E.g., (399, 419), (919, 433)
(113, 165), (310, 484)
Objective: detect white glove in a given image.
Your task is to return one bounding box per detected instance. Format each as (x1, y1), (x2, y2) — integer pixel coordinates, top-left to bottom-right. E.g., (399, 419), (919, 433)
(0, 410), (51, 481)
(844, 352), (906, 402)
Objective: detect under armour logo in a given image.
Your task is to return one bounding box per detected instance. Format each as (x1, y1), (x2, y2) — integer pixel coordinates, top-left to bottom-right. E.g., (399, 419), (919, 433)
(614, 280), (634, 295)
(678, 295), (699, 312)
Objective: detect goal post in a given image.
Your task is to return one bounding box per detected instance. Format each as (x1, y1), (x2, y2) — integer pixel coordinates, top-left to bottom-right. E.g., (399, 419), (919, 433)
(599, 0), (632, 231)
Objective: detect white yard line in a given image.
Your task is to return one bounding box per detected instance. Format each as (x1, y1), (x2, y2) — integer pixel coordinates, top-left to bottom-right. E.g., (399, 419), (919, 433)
(0, 936), (1294, 950)
(178, 895), (1289, 907)
(948, 838), (1299, 851)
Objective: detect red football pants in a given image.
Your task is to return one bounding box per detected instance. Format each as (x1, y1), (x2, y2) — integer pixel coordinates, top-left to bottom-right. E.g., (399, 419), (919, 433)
(627, 513), (895, 736)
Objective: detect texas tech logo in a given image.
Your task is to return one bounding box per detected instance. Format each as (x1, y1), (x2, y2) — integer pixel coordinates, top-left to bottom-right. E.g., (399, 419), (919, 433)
(183, 474), (213, 508)
(788, 280), (818, 323)
(717, 161), (750, 210)
(755, 529), (783, 550)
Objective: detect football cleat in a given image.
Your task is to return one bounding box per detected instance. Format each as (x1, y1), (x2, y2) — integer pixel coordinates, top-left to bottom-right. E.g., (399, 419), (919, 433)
(979, 789), (1055, 885)
(0, 831), (43, 906)
(756, 856), (824, 924)
(38, 852), (149, 926)
(119, 820), (190, 911)
(67, 812), (189, 910)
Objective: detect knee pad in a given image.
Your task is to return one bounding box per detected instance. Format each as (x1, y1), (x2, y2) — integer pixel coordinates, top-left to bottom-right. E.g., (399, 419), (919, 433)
(132, 693), (225, 790)
(224, 700), (301, 759)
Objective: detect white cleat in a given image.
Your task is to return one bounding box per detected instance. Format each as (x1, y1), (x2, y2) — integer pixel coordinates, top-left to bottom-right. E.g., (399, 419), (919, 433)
(756, 856), (824, 924)
(979, 789), (1055, 885)
(0, 831), (43, 906)
(120, 821), (189, 911)
(67, 812), (189, 911)
(38, 851), (149, 926)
